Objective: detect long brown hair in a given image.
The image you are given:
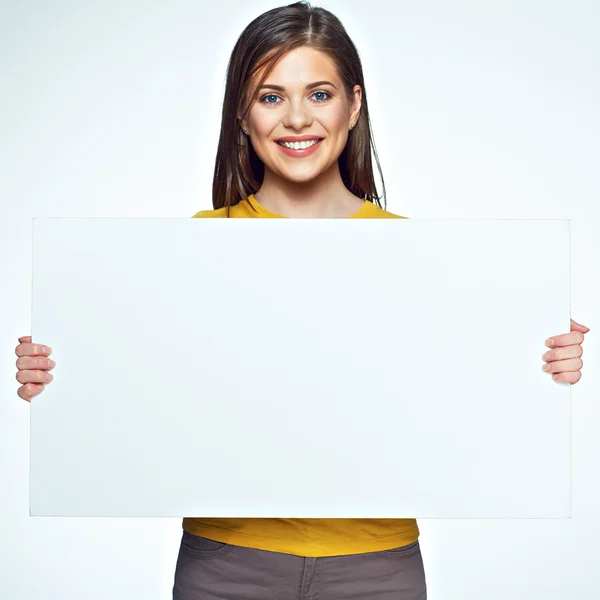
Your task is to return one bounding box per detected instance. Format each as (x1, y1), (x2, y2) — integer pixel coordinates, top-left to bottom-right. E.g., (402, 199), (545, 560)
(212, 1), (386, 214)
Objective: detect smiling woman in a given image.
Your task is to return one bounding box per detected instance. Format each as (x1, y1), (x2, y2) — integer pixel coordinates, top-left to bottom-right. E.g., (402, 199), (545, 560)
(11, 0), (590, 598)
(211, 3), (389, 220)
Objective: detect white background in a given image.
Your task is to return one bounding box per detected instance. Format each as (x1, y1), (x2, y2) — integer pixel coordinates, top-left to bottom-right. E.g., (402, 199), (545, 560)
(1, 0), (598, 598)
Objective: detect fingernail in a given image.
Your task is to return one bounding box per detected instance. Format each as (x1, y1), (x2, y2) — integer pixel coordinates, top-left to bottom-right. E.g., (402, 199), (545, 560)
(546, 338), (556, 348)
(543, 364), (552, 372)
(542, 352), (551, 361)
(552, 374), (560, 381)
(43, 346), (52, 354)
(48, 359), (56, 368)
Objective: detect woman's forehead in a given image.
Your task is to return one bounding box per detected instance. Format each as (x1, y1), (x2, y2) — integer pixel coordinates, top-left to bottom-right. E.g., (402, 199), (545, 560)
(251, 47), (340, 89)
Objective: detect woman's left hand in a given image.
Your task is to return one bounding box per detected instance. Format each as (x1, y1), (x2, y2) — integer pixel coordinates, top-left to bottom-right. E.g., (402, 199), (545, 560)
(542, 318), (591, 384)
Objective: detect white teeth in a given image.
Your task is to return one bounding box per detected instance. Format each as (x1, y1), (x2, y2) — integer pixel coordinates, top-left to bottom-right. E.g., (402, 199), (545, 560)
(279, 139), (319, 149)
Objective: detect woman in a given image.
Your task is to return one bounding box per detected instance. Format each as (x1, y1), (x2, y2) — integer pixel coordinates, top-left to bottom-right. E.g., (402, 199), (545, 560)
(15, 2), (589, 599)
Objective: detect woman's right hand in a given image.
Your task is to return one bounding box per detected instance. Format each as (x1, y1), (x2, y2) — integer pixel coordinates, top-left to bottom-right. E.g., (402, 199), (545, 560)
(15, 336), (55, 402)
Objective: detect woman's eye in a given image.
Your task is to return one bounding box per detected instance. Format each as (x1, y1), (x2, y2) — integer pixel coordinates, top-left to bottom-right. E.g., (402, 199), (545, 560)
(312, 91), (330, 102)
(262, 94), (280, 104)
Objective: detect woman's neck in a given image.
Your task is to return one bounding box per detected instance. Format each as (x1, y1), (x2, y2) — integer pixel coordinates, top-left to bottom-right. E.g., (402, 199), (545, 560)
(254, 166), (365, 219)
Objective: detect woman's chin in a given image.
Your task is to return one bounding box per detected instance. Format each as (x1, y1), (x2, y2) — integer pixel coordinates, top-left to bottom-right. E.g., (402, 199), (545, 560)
(272, 164), (328, 184)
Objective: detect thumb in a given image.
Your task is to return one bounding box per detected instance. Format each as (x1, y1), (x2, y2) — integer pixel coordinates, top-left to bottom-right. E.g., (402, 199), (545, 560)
(571, 319), (590, 333)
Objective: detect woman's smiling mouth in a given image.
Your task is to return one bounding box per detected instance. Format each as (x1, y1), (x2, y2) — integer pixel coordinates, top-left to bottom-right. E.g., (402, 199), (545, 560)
(275, 138), (324, 156)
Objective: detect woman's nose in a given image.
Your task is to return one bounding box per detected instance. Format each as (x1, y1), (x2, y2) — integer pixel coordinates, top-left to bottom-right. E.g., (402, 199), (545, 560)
(283, 99), (312, 130)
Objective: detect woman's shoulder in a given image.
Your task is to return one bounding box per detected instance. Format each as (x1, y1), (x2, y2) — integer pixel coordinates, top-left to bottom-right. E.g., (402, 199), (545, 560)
(360, 201), (408, 219)
(191, 207), (229, 218)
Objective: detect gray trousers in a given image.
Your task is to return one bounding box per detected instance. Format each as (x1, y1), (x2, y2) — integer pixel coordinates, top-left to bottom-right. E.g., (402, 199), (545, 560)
(172, 531), (427, 599)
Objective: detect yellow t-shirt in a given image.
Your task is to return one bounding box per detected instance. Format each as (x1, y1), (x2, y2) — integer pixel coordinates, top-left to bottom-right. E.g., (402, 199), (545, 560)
(182, 193), (419, 557)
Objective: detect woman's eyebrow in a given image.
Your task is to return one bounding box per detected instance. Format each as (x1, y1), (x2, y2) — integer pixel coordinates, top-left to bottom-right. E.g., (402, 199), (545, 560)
(259, 80), (338, 91)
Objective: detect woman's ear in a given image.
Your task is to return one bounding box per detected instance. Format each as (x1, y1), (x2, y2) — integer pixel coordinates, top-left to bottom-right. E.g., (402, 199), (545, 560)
(350, 85), (362, 125)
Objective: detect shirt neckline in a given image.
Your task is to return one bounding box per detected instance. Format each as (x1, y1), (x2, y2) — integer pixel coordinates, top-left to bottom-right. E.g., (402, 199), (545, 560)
(247, 193), (372, 219)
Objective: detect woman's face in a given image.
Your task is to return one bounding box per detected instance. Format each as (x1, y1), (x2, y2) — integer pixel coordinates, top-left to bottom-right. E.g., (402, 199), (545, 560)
(241, 46), (361, 184)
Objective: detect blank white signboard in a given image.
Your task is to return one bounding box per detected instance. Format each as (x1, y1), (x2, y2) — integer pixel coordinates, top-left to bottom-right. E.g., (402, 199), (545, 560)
(30, 218), (570, 518)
